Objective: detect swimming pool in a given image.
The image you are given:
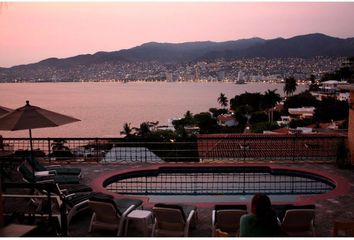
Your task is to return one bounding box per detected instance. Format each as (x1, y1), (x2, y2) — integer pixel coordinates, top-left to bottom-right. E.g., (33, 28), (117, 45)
(102, 165), (337, 203)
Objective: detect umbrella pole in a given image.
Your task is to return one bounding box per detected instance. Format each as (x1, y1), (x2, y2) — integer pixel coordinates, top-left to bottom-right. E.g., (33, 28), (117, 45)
(29, 128), (35, 174)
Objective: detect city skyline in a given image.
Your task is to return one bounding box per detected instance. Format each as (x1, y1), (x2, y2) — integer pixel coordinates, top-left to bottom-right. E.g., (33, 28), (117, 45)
(1, 2), (354, 67)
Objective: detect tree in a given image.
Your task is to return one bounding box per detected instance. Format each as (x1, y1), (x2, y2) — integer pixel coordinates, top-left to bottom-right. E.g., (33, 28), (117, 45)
(283, 91), (318, 111)
(217, 93), (228, 108)
(51, 139), (70, 151)
(263, 89), (281, 109)
(230, 92), (262, 112)
(137, 122), (151, 137)
(120, 122), (133, 137)
(283, 77), (297, 96)
(314, 97), (349, 122)
(209, 108), (228, 118)
(262, 89), (281, 122)
(193, 112), (218, 133)
(309, 74), (316, 84)
(184, 111), (194, 123)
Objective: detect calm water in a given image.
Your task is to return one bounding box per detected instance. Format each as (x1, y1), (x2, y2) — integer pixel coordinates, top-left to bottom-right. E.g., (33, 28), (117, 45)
(0, 82), (307, 138)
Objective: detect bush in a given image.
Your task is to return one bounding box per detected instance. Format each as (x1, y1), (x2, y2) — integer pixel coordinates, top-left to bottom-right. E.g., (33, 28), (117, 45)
(251, 122), (279, 133)
(288, 118), (314, 128)
(250, 111), (268, 124)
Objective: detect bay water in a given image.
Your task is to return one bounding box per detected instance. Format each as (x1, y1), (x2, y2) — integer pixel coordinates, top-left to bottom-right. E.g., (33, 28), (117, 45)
(0, 82), (307, 138)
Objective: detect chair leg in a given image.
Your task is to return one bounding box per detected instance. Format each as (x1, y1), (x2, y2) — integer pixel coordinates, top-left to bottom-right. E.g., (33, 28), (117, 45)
(88, 213), (95, 233)
(151, 220), (156, 237)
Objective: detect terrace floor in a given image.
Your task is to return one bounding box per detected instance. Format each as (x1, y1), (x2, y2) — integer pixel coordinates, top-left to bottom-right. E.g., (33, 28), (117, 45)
(3, 161), (354, 237)
(65, 161), (354, 237)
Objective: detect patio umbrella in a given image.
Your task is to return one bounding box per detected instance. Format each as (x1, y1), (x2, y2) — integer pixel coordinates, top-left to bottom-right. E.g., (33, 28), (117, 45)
(0, 100), (80, 159)
(0, 105), (12, 116)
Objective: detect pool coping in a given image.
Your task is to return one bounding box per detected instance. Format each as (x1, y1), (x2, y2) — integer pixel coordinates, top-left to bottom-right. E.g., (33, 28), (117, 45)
(90, 163), (350, 208)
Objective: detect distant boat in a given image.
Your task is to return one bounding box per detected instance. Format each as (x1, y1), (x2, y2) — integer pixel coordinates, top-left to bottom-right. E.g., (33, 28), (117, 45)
(235, 70), (246, 84)
(235, 79), (246, 84)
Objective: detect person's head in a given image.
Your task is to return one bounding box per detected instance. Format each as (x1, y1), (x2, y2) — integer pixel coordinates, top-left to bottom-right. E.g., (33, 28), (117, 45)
(251, 193), (272, 217)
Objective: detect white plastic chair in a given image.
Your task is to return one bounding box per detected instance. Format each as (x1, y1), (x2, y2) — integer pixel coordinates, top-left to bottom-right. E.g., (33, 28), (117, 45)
(281, 209), (315, 236)
(152, 204), (196, 237)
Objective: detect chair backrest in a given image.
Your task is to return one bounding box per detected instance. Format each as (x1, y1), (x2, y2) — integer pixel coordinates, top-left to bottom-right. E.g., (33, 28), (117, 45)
(216, 209), (248, 232)
(153, 207), (186, 232)
(18, 163), (35, 183)
(281, 209), (315, 233)
(27, 156), (46, 171)
(214, 204), (247, 211)
(333, 221), (354, 236)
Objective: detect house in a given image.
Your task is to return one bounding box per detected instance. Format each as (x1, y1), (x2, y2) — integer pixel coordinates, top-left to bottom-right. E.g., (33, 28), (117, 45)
(320, 80), (348, 93)
(217, 114), (237, 127)
(288, 107), (315, 119)
(277, 116), (291, 126)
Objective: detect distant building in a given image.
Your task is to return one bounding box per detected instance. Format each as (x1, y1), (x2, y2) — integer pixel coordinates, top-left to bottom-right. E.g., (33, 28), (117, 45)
(165, 72), (173, 82)
(277, 116), (291, 126)
(320, 80), (348, 93)
(288, 107), (315, 119)
(217, 114), (237, 127)
(236, 71), (245, 84)
(217, 71), (225, 81)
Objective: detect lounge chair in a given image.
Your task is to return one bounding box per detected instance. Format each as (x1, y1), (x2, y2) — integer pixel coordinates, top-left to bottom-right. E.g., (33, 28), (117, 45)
(88, 192), (143, 236)
(211, 204), (248, 237)
(27, 156), (82, 177)
(333, 220), (354, 236)
(152, 203), (197, 237)
(281, 206), (315, 236)
(18, 163), (80, 185)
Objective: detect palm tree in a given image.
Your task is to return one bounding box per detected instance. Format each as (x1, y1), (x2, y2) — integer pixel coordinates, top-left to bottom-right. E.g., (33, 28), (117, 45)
(283, 77), (297, 96)
(217, 93), (228, 108)
(263, 89), (281, 122)
(120, 122), (133, 136)
(51, 138), (69, 151)
(138, 122), (151, 137)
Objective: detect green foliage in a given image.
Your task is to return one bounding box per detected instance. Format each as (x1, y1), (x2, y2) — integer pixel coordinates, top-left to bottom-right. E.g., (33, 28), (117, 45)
(309, 84), (320, 91)
(283, 76), (297, 96)
(51, 139), (70, 151)
(234, 112), (248, 125)
(194, 112), (218, 133)
(283, 91), (318, 110)
(120, 122), (133, 136)
(288, 118), (314, 128)
(230, 92), (262, 112)
(217, 93), (228, 108)
(251, 122), (279, 133)
(321, 57), (354, 83)
(250, 111), (268, 124)
(230, 90), (281, 119)
(262, 89), (282, 109)
(50, 139), (73, 159)
(314, 97), (349, 122)
(184, 110), (194, 122)
(218, 124), (245, 133)
(209, 108), (228, 118)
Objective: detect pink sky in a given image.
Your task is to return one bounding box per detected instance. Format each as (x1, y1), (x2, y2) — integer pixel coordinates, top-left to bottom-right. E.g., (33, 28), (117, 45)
(1, 2), (354, 68)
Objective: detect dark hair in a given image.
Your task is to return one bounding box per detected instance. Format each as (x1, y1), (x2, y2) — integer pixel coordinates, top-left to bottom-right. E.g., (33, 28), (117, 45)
(251, 193), (280, 235)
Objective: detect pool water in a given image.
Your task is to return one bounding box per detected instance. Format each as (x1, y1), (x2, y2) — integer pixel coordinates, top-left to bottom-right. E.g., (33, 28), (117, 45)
(104, 166), (335, 203)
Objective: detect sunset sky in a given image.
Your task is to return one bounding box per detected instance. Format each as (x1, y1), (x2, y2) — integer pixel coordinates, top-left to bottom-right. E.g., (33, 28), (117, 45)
(1, 2), (354, 68)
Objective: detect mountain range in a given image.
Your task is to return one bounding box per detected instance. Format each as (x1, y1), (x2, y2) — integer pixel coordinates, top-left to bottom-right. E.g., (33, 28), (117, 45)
(7, 33), (354, 68)
(1, 33), (353, 81)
